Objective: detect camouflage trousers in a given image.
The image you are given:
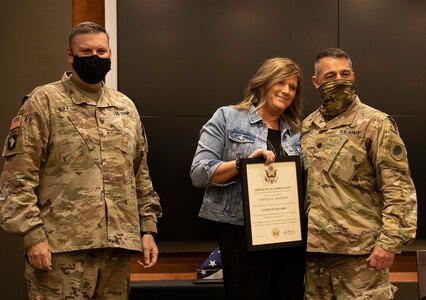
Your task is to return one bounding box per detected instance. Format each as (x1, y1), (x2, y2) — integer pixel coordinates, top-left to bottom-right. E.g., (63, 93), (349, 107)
(25, 248), (131, 300)
(305, 253), (397, 300)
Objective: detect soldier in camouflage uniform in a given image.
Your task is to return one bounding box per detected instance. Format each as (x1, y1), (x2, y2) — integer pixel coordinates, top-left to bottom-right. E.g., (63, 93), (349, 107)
(301, 48), (417, 299)
(0, 22), (162, 299)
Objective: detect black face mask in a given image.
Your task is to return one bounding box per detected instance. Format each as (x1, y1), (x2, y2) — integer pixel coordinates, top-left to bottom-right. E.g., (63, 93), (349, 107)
(72, 55), (111, 84)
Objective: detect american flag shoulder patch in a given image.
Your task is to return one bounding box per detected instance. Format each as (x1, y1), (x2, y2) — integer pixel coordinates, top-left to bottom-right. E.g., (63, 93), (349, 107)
(9, 115), (22, 131)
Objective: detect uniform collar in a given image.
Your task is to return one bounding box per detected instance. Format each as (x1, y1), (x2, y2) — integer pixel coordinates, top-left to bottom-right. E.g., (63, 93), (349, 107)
(62, 72), (117, 108)
(309, 96), (361, 129)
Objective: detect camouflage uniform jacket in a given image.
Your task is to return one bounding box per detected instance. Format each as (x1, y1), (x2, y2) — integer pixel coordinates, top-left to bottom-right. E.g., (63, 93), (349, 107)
(0, 72), (162, 253)
(301, 96), (417, 255)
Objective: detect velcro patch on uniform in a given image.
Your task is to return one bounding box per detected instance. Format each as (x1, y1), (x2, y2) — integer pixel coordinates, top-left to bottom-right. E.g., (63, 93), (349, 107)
(9, 115), (22, 131)
(3, 125), (25, 157)
(7, 129), (20, 151)
(390, 140), (405, 161)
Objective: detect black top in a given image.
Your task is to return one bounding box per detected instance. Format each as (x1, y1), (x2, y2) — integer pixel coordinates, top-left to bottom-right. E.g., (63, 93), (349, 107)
(267, 128), (284, 157)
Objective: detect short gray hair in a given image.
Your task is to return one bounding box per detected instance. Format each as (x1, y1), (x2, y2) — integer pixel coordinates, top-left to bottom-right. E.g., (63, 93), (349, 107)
(68, 21), (109, 47)
(314, 48), (353, 76)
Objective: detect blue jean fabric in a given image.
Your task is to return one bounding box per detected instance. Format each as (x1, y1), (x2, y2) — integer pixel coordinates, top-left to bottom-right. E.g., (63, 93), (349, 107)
(190, 105), (301, 225)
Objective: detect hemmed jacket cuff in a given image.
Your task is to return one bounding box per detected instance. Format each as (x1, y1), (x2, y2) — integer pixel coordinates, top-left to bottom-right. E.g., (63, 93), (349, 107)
(140, 220), (157, 235)
(376, 234), (403, 254)
(23, 227), (48, 249)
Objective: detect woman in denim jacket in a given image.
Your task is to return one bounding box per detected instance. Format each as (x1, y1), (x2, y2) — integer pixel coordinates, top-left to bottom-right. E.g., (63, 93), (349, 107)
(191, 57), (305, 299)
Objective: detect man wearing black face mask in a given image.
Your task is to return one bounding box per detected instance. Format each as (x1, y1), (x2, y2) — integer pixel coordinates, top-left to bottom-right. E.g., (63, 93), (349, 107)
(301, 48), (417, 299)
(0, 22), (162, 299)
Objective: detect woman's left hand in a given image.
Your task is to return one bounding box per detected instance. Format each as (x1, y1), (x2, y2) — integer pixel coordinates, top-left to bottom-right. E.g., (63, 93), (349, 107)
(249, 149), (276, 165)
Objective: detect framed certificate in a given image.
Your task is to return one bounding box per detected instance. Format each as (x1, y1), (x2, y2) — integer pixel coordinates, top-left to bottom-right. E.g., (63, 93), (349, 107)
(240, 156), (304, 251)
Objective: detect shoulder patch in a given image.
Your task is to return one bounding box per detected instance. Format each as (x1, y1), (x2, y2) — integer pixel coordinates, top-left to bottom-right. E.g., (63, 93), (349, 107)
(9, 115), (22, 131)
(6, 129), (19, 151)
(390, 141), (405, 161)
(3, 115), (25, 157)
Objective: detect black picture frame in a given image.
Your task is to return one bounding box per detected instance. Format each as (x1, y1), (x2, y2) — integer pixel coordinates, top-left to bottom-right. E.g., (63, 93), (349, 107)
(240, 156), (305, 251)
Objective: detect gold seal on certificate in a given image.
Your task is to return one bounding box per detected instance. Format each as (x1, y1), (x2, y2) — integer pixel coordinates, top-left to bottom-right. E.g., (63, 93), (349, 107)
(240, 156), (304, 251)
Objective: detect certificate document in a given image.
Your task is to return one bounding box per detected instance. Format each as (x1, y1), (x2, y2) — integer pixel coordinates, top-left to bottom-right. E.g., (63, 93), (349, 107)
(240, 156), (304, 251)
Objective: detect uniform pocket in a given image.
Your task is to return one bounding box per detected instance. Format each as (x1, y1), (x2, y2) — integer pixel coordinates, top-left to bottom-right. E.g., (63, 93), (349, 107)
(355, 282), (397, 299)
(325, 136), (364, 184)
(53, 112), (96, 163)
(119, 127), (136, 156)
(25, 262), (64, 299)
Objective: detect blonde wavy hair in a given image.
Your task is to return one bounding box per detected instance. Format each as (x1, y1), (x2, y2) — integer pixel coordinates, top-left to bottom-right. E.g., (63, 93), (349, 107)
(234, 57), (303, 131)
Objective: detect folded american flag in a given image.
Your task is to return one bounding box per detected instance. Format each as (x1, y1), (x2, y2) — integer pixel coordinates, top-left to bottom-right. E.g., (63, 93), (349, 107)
(196, 246), (223, 280)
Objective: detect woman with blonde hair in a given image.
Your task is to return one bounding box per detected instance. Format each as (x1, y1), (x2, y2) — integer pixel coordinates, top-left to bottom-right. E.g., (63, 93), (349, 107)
(191, 57), (305, 299)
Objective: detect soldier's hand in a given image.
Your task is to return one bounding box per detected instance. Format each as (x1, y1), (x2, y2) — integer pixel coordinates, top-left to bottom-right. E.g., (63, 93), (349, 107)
(367, 245), (395, 270)
(26, 241), (52, 271)
(137, 234), (158, 268)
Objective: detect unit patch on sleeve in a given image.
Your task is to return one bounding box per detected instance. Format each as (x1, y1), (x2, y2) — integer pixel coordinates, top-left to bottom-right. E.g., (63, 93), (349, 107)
(2, 115), (25, 157)
(7, 129), (19, 151)
(390, 140), (405, 161)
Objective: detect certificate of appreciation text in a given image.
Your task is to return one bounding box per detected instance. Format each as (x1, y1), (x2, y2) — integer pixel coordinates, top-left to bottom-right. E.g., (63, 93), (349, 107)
(240, 156), (304, 251)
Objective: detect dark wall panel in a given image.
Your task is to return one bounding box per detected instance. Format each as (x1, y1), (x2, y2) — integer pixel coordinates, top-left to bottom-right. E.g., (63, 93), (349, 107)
(142, 116), (218, 241)
(118, 0), (337, 117)
(339, 0), (426, 115)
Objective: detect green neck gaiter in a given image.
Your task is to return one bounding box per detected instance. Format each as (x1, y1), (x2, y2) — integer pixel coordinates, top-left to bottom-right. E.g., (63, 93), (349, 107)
(318, 79), (355, 120)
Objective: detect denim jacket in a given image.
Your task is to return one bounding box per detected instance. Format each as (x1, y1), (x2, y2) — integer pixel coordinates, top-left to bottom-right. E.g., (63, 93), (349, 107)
(190, 105), (301, 225)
